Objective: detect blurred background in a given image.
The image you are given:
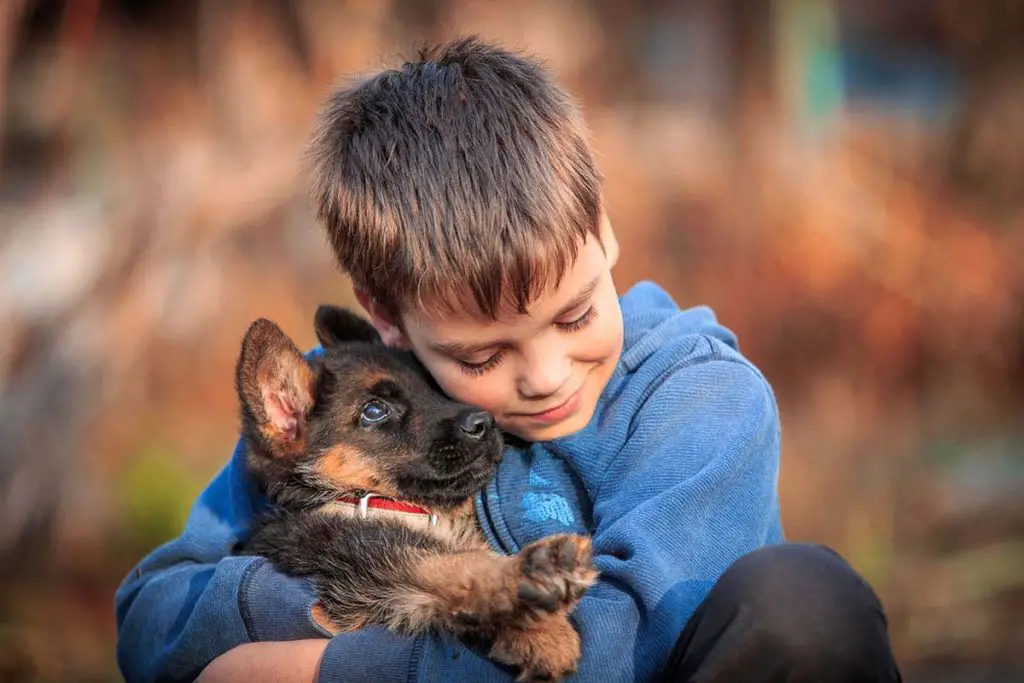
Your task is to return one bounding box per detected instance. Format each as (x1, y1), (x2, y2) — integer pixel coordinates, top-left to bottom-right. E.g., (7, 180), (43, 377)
(1, 0), (1022, 681)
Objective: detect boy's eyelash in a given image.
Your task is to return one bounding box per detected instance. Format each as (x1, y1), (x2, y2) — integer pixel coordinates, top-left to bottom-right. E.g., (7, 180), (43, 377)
(455, 307), (596, 376)
(457, 351), (505, 377)
(556, 306), (597, 332)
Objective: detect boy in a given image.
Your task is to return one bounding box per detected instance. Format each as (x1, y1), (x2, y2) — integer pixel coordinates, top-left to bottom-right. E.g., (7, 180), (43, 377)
(115, 37), (902, 683)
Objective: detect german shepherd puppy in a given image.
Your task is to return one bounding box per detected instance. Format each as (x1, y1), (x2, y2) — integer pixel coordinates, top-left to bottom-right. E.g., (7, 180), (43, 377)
(233, 305), (597, 681)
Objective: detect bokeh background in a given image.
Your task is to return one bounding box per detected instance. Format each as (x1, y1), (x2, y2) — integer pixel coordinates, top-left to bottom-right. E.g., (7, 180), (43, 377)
(1, 1), (1022, 681)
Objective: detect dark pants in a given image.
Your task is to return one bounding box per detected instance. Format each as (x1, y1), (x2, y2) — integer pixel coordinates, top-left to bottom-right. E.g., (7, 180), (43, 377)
(658, 543), (903, 683)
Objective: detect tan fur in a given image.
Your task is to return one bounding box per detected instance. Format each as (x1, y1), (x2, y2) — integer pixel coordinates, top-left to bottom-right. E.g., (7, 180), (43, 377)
(311, 601), (363, 635)
(354, 370), (398, 391)
(239, 320), (316, 459)
(304, 463), (595, 681)
(388, 535), (595, 679)
(316, 444), (396, 497)
(392, 550), (518, 632)
(426, 499), (490, 550)
(491, 613), (582, 682)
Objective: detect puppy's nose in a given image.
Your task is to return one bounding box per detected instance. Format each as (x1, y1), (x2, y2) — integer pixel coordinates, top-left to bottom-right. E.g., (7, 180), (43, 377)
(457, 409), (494, 441)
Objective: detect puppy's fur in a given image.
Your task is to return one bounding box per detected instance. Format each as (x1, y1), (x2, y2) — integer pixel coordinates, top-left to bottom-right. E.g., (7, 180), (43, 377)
(233, 306), (597, 681)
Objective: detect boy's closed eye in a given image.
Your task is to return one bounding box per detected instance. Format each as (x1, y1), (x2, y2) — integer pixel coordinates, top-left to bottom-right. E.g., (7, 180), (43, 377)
(429, 274), (605, 377)
(555, 304), (597, 332)
(454, 304), (598, 377)
(457, 352), (505, 376)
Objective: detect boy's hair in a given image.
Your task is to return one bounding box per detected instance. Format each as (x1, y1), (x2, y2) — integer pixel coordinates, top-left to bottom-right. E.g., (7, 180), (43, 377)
(308, 36), (603, 320)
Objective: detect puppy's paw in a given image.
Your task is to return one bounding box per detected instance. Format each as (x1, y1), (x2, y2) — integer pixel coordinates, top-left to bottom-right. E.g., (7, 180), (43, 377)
(491, 614), (581, 682)
(516, 534), (597, 616)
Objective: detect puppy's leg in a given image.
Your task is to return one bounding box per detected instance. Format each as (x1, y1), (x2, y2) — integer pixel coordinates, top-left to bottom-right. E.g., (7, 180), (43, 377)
(490, 613), (582, 683)
(311, 545), (588, 681)
(245, 513), (596, 678)
(243, 511), (449, 632)
(396, 534), (596, 632)
(242, 513), (588, 636)
(390, 535), (595, 681)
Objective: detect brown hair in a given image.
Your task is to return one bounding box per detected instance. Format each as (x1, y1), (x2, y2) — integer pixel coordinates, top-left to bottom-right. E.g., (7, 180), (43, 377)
(308, 36), (603, 320)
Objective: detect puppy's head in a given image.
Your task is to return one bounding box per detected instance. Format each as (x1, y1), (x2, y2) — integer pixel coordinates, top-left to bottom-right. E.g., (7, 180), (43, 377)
(236, 305), (503, 512)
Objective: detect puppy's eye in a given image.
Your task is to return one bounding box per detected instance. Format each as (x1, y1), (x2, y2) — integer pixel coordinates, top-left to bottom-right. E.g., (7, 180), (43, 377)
(360, 400), (392, 427)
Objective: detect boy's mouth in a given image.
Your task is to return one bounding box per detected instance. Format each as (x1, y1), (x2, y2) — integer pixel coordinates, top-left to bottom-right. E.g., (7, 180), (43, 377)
(516, 386), (583, 424)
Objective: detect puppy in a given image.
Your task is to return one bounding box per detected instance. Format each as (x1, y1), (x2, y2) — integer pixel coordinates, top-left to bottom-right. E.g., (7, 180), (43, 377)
(233, 305), (598, 681)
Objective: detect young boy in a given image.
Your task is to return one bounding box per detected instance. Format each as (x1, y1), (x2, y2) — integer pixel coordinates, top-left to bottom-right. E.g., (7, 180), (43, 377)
(115, 37), (902, 683)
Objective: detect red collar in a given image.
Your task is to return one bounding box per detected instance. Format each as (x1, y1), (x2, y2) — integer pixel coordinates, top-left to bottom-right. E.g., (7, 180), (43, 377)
(335, 493), (438, 527)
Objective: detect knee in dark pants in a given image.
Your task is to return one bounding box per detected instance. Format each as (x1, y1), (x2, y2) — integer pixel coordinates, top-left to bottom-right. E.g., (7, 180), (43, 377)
(714, 543), (900, 682)
(659, 543), (901, 683)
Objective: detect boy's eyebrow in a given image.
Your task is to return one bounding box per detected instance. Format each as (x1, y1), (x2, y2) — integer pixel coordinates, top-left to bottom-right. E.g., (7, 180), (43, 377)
(432, 339), (500, 357)
(431, 276), (601, 358)
(555, 276), (601, 318)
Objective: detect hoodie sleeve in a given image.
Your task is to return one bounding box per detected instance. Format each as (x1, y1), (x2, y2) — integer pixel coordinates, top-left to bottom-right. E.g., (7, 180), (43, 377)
(114, 439), (330, 683)
(316, 352), (783, 683)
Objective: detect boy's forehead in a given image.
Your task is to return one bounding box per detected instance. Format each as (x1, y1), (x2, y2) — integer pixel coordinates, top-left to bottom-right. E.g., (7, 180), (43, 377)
(401, 293), (537, 341)
(401, 236), (607, 342)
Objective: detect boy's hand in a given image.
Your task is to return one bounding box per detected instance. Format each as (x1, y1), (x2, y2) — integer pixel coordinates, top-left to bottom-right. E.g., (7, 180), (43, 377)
(195, 640), (328, 683)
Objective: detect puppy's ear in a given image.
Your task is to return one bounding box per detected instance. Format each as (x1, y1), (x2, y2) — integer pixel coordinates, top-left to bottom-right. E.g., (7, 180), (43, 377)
(236, 319), (317, 459)
(314, 305), (380, 348)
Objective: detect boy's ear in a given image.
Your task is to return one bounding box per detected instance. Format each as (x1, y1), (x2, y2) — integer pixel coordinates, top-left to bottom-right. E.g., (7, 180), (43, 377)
(236, 319), (317, 459)
(314, 305), (380, 347)
(353, 289), (410, 349)
(599, 211), (619, 269)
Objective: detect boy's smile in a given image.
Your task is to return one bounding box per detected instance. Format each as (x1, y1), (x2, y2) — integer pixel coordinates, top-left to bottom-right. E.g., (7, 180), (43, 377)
(361, 221), (623, 442)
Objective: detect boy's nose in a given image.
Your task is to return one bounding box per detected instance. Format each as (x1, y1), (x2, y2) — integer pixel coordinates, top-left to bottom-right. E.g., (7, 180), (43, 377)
(457, 409), (494, 441)
(517, 353), (572, 400)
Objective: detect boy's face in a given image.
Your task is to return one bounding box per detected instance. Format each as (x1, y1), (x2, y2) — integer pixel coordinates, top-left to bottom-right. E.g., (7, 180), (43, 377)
(361, 222), (623, 442)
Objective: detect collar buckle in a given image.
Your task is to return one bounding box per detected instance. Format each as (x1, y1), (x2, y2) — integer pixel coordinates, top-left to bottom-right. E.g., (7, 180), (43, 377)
(357, 493), (375, 519)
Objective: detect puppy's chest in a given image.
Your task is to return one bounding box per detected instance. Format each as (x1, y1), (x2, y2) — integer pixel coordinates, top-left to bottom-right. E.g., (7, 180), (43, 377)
(315, 501), (488, 551)
(429, 511), (489, 551)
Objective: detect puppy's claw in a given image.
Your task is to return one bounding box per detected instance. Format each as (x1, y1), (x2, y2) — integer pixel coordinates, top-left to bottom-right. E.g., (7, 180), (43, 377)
(518, 582), (559, 612)
(516, 535), (597, 616)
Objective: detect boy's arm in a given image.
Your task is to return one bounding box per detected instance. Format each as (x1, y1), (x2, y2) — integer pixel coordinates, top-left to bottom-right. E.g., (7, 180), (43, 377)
(115, 440), (328, 683)
(311, 354), (782, 683)
(195, 640), (329, 683)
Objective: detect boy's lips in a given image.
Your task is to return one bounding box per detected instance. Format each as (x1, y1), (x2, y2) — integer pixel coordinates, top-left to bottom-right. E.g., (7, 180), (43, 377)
(516, 387), (583, 424)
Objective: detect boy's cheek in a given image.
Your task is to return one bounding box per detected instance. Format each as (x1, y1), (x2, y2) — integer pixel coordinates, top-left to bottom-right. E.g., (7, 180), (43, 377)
(586, 306), (624, 364)
(442, 375), (505, 415)
(415, 356), (496, 407)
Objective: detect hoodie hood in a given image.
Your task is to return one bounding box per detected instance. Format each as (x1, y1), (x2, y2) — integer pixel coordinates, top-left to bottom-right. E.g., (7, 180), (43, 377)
(617, 281), (739, 371)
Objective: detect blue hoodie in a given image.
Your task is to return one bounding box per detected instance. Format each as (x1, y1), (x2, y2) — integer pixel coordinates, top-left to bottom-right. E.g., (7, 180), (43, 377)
(115, 281), (784, 683)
